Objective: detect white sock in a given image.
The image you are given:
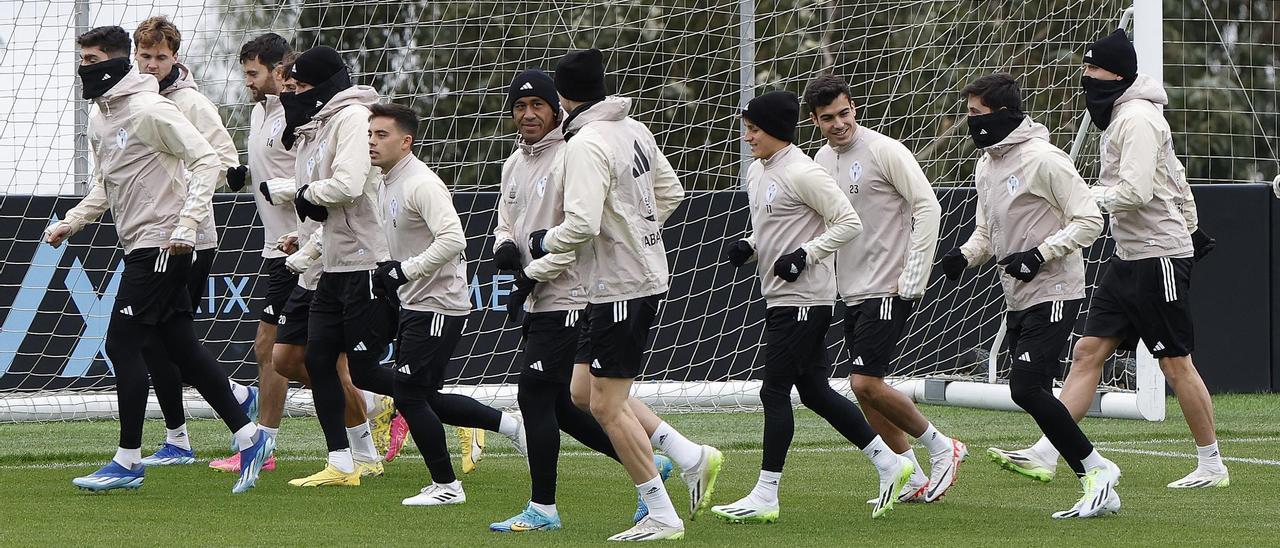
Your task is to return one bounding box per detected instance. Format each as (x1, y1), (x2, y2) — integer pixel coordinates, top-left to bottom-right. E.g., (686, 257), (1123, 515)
(347, 422), (378, 463)
(746, 470), (781, 506)
(440, 479), (463, 491)
(636, 475), (682, 525)
(498, 413), (521, 437)
(114, 447), (142, 468)
(165, 424), (191, 450)
(1031, 436), (1060, 461)
(1196, 442), (1225, 470)
(233, 423), (259, 451)
(362, 391), (380, 415)
(260, 425), (279, 441)
(229, 381), (251, 405)
(863, 436), (899, 472)
(901, 449), (927, 483)
(917, 423), (952, 457)
(328, 449), (355, 473)
(530, 501), (558, 517)
(1081, 449), (1108, 471)
(651, 421), (703, 471)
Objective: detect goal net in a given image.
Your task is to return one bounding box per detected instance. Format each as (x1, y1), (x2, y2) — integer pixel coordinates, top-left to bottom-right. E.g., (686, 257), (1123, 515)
(1, 0), (1276, 421)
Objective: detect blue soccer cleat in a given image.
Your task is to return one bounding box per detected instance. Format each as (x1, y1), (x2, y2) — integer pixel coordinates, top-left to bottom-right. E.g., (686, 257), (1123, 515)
(140, 443), (196, 466)
(73, 460), (144, 492)
(229, 386), (260, 452)
(634, 454), (675, 523)
(490, 502), (563, 533)
(232, 431), (275, 494)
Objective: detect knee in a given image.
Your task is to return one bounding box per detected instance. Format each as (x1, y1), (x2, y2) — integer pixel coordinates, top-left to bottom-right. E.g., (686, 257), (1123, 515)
(588, 397), (620, 424)
(1070, 338), (1108, 371)
(1158, 356), (1194, 383)
(796, 383), (836, 411)
(759, 381), (790, 407)
(570, 383), (591, 412)
(850, 375), (882, 403)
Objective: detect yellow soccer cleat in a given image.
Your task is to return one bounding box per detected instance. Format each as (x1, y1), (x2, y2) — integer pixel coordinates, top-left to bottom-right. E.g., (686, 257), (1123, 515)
(357, 460), (385, 478)
(288, 465), (360, 487)
(369, 395), (396, 458)
(459, 427), (485, 474)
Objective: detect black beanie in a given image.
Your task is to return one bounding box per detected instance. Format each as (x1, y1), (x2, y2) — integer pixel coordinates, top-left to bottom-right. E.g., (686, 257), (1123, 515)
(291, 46), (347, 87)
(1084, 29), (1138, 81)
(509, 68), (560, 114)
(555, 49), (607, 102)
(743, 90), (800, 143)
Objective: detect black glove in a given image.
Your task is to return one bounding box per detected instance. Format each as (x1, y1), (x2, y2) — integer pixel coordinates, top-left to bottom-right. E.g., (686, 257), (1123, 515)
(506, 269), (537, 323)
(726, 239), (754, 267)
(493, 240), (523, 271)
(1191, 229), (1215, 262)
(294, 185), (328, 222)
(226, 165), (248, 192)
(372, 260), (408, 298)
(998, 247), (1045, 283)
(773, 248), (808, 282)
(258, 180), (272, 204)
(940, 248), (968, 281)
(528, 229), (549, 260)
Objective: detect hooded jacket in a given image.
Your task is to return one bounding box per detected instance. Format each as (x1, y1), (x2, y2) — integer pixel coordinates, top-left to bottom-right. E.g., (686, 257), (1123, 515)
(294, 85), (389, 272)
(540, 97), (685, 303)
(745, 144), (862, 308)
(379, 153), (470, 316)
(960, 117), (1103, 311)
(58, 69), (221, 254)
(1090, 73), (1198, 261)
(494, 126), (589, 313)
(814, 125), (941, 304)
(248, 94), (298, 259)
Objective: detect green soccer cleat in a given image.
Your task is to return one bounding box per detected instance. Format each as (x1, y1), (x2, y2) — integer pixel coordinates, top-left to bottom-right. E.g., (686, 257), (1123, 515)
(987, 447), (1055, 483)
(681, 445), (723, 520)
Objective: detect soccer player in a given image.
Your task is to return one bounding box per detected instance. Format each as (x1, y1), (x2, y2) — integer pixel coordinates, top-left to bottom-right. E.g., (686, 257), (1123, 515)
(488, 69), (666, 532)
(365, 102), (526, 505)
(805, 74), (967, 504)
(943, 73), (1120, 518)
(712, 91), (913, 524)
(47, 25), (271, 493)
(990, 29), (1228, 490)
(527, 48), (688, 541)
(122, 16), (259, 466)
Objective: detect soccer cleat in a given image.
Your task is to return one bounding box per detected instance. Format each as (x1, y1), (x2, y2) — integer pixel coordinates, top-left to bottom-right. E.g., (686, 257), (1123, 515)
(209, 452), (276, 473)
(385, 413), (409, 462)
(140, 443), (196, 466)
(987, 446), (1056, 483)
(490, 502), (564, 532)
(607, 516), (685, 542)
(72, 460), (144, 492)
(680, 445), (723, 520)
(369, 395), (396, 458)
(872, 455), (914, 519)
(459, 427), (485, 474)
(1167, 467), (1230, 488)
(866, 472), (928, 504)
(635, 454), (675, 523)
(229, 386), (261, 452)
(1052, 459), (1122, 519)
(505, 413), (529, 458)
(232, 432), (275, 494)
(710, 496), (780, 524)
(923, 439), (968, 502)
(288, 465), (360, 487)
(357, 460), (385, 478)
(402, 482), (466, 506)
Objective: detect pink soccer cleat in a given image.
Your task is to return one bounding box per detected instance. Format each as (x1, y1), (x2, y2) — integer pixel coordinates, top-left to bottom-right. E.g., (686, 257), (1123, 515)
(385, 413), (409, 462)
(210, 452), (276, 473)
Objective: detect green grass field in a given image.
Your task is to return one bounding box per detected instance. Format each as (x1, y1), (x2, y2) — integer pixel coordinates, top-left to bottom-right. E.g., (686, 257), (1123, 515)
(3, 395), (1278, 546)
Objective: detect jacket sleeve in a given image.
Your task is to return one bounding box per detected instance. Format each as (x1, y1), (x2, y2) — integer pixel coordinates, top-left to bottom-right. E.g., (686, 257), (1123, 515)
(1170, 157), (1200, 233)
(525, 249), (578, 283)
(1029, 152), (1104, 261)
(959, 191), (993, 267)
(138, 98), (221, 242)
(650, 148), (685, 224)
(175, 90), (239, 189)
(493, 158), (516, 250)
(875, 139), (941, 299)
(1092, 114), (1161, 213)
(302, 108), (375, 207)
(789, 162), (862, 264)
(399, 178), (467, 281)
(542, 131), (612, 254)
(61, 140), (110, 234)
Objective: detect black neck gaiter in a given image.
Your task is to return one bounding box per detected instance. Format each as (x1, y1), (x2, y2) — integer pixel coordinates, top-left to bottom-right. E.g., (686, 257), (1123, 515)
(78, 58), (132, 100)
(1081, 76), (1133, 130)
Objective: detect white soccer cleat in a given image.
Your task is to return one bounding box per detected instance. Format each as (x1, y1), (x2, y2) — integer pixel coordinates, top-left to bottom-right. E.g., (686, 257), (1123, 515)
(872, 455), (914, 519)
(866, 473), (928, 504)
(1052, 459), (1121, 519)
(987, 446), (1056, 483)
(679, 445), (724, 519)
(1167, 466), (1230, 489)
(606, 515), (685, 542)
(402, 482), (466, 506)
(710, 495), (779, 524)
(923, 439), (968, 502)
(504, 413), (528, 458)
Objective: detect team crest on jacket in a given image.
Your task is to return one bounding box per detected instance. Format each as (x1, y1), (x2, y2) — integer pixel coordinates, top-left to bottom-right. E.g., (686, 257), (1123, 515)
(388, 198), (399, 227)
(115, 128), (128, 149)
(765, 182), (778, 204)
(536, 176), (547, 197)
(1007, 175), (1020, 195)
(269, 119), (282, 147)
(849, 161), (863, 182)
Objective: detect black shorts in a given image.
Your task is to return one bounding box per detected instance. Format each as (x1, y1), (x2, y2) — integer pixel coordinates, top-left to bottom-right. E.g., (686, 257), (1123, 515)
(574, 311), (593, 365)
(114, 248), (193, 325)
(1083, 257), (1194, 358)
(521, 309), (585, 384)
(587, 295), (662, 379)
(1004, 300), (1083, 376)
(187, 247), (215, 312)
(258, 257), (298, 325)
(394, 310), (467, 390)
(275, 286), (313, 345)
(843, 297), (914, 377)
(764, 305), (834, 383)
(308, 270), (395, 362)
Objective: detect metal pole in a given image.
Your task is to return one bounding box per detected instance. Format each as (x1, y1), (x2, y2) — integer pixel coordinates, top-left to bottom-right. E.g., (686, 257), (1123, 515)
(1068, 6), (1135, 162)
(739, 0), (756, 185)
(72, 0), (90, 196)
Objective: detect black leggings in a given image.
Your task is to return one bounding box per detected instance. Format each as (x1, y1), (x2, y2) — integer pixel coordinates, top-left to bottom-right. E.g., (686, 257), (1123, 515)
(150, 249), (218, 430)
(393, 377), (504, 484)
(1009, 368), (1092, 476)
(760, 367), (876, 473)
(518, 371), (619, 504)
